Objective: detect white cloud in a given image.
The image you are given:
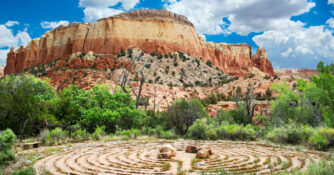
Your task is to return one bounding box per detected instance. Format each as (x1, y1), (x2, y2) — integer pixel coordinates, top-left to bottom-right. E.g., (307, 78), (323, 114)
(253, 22), (334, 68)
(79, 0), (140, 22)
(83, 7), (124, 22)
(164, 0), (315, 35)
(329, 0), (334, 5)
(40, 20), (70, 29)
(0, 49), (9, 65)
(5, 21), (19, 27)
(327, 18), (334, 28)
(281, 47), (293, 57)
(0, 22), (32, 65)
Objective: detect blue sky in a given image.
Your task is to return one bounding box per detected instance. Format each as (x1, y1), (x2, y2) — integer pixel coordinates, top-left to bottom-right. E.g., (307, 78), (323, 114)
(0, 0), (334, 69)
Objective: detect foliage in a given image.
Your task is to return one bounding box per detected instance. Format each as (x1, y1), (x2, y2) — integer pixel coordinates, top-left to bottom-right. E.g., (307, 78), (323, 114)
(117, 128), (140, 139)
(266, 123), (315, 144)
(49, 128), (67, 144)
(309, 62), (334, 127)
(308, 131), (328, 150)
(11, 166), (35, 175)
(204, 94), (218, 104)
(187, 118), (256, 141)
(141, 110), (164, 128)
(281, 158), (334, 175)
(187, 118), (210, 140)
(0, 129), (16, 165)
(158, 129), (177, 139)
(59, 84), (141, 133)
(270, 81), (319, 127)
(38, 129), (50, 145)
(206, 60), (213, 67)
(165, 98), (208, 135)
(71, 124), (90, 141)
(91, 126), (106, 141)
(217, 124), (256, 141)
(216, 110), (235, 124)
(0, 75), (58, 137)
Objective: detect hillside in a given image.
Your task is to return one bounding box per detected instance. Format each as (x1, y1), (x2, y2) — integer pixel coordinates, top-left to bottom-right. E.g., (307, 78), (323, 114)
(4, 9), (274, 77)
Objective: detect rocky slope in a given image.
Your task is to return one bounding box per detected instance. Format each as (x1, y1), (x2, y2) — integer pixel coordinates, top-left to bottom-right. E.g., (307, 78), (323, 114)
(4, 9), (274, 77)
(22, 49), (237, 90)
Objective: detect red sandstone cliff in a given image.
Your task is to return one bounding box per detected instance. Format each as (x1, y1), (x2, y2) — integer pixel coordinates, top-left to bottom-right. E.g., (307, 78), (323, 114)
(4, 9), (274, 76)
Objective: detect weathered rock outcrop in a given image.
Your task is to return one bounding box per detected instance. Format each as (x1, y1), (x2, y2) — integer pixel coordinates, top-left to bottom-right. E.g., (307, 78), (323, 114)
(4, 9), (274, 76)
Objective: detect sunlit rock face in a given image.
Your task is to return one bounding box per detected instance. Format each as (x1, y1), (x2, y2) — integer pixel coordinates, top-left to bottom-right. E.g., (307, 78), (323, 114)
(4, 9), (274, 76)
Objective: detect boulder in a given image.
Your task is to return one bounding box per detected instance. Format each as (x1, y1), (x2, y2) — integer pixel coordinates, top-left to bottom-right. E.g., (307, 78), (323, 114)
(157, 144), (176, 159)
(198, 147), (213, 155)
(196, 147), (213, 159)
(185, 145), (198, 153)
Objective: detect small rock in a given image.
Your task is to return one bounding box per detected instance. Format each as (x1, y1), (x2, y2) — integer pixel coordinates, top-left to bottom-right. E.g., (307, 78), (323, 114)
(24, 160), (32, 164)
(157, 144), (176, 159)
(186, 145), (198, 153)
(196, 148), (212, 159)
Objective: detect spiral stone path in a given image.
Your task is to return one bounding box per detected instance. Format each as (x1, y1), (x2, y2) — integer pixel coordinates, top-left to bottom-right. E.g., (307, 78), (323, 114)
(34, 140), (326, 175)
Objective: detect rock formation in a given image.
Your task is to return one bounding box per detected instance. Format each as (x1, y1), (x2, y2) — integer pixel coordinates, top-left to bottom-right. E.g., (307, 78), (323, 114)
(4, 9), (274, 76)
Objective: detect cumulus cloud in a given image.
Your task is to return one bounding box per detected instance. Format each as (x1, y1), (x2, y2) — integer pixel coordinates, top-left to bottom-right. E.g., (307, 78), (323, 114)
(164, 0), (334, 68)
(0, 49), (9, 65)
(5, 21), (19, 27)
(79, 0), (140, 22)
(40, 20), (70, 29)
(164, 0), (314, 35)
(83, 7), (124, 22)
(0, 22), (32, 65)
(327, 18), (334, 28)
(253, 22), (334, 68)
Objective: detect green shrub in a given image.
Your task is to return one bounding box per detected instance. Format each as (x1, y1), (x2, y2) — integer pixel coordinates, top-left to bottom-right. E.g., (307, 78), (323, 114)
(117, 128), (140, 139)
(38, 129), (50, 145)
(309, 132), (328, 150)
(307, 128), (334, 150)
(0, 129), (16, 165)
(158, 130), (177, 140)
(284, 158), (334, 175)
(92, 126), (106, 141)
(206, 60), (213, 67)
(50, 128), (66, 143)
(205, 128), (218, 140)
(187, 118), (209, 140)
(264, 74), (271, 80)
(266, 123), (315, 144)
(204, 94), (218, 104)
(217, 124), (256, 141)
(216, 110), (235, 124)
(165, 99), (208, 135)
(319, 128), (334, 145)
(72, 128), (90, 141)
(11, 166), (35, 175)
(216, 92), (226, 101)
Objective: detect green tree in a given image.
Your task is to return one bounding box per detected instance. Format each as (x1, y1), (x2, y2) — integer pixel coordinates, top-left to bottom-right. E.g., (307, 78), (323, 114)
(164, 98), (208, 135)
(0, 75), (58, 137)
(57, 84), (141, 133)
(309, 62), (334, 127)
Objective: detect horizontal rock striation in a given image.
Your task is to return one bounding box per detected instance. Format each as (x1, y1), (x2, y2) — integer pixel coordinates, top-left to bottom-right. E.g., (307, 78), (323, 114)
(4, 9), (274, 76)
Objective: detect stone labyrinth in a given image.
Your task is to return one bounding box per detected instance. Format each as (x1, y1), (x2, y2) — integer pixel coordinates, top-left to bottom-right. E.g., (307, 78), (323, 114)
(34, 140), (326, 175)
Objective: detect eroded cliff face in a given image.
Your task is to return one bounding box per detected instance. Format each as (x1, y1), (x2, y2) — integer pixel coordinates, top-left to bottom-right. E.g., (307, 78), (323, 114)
(4, 9), (274, 76)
